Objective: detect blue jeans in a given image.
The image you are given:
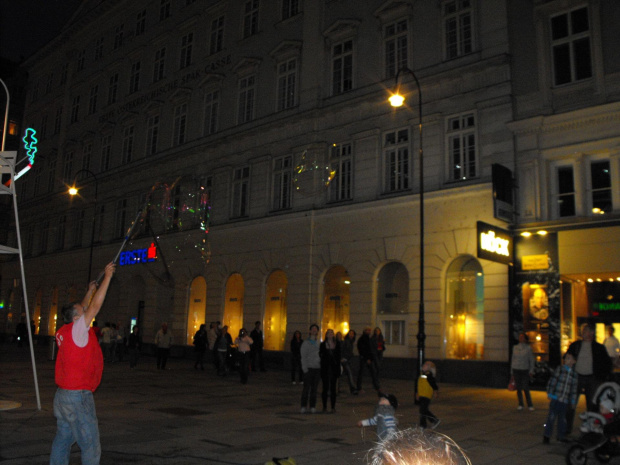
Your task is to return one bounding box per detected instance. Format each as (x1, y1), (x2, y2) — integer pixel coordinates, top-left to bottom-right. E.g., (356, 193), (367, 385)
(544, 399), (569, 440)
(50, 388), (100, 465)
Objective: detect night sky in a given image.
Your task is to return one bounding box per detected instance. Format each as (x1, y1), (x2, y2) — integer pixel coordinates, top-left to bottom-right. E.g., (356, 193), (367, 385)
(0, 0), (83, 63)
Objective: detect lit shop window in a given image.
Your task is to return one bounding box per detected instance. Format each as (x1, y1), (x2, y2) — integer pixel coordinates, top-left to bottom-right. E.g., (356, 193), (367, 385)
(444, 255), (484, 359)
(264, 270), (288, 351)
(321, 266), (351, 337)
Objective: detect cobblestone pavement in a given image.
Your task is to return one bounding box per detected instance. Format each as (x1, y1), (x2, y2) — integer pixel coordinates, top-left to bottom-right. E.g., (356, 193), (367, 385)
(1, 342), (578, 464)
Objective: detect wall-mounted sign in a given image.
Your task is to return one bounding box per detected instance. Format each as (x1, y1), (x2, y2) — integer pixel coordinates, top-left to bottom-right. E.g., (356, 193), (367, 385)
(593, 302), (620, 312)
(522, 254), (549, 271)
(119, 243), (157, 266)
(477, 221), (513, 265)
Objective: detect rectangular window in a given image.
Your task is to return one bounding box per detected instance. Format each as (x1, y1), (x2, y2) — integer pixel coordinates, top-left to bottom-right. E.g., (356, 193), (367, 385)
(63, 151), (73, 184)
(77, 50), (86, 72)
(231, 166), (250, 218)
(33, 164), (42, 196)
(115, 199), (128, 238)
(88, 85), (98, 115)
(173, 103), (187, 146)
(277, 58), (297, 111)
(332, 40), (353, 95)
(204, 90), (219, 135)
(46, 73), (54, 93)
(443, 0), (473, 60)
(591, 160), (611, 214)
(160, 0), (171, 21)
(57, 215), (66, 250)
(73, 210), (85, 248)
(70, 96), (80, 123)
(108, 73), (119, 105)
(237, 75), (255, 124)
(146, 115), (159, 155)
(94, 205), (105, 243)
(129, 61), (141, 94)
(273, 156), (292, 211)
(122, 125), (134, 164)
(54, 107), (62, 134)
(153, 48), (166, 82)
(556, 165), (576, 217)
(60, 63), (68, 85)
(40, 114), (48, 139)
(40, 221), (49, 254)
(384, 129), (410, 192)
(282, 0), (299, 20)
(551, 6), (592, 86)
(100, 135), (112, 172)
(383, 320), (405, 345)
(114, 24), (124, 50)
(94, 37), (104, 60)
(210, 16), (225, 55)
(243, 0), (259, 38)
(82, 143), (92, 172)
(25, 225), (34, 256)
(329, 143), (352, 202)
(136, 10), (146, 36)
(447, 113), (477, 181)
(384, 20), (408, 79)
(179, 33), (193, 69)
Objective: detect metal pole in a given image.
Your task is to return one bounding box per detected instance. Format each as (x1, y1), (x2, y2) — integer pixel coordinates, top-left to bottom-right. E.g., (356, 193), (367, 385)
(392, 68), (425, 379)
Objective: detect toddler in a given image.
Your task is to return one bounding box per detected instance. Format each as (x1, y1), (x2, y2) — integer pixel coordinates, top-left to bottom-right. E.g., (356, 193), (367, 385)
(357, 392), (398, 440)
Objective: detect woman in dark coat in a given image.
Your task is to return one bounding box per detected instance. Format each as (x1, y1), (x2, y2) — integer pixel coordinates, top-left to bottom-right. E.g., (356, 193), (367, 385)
(290, 330), (304, 384)
(320, 328), (341, 413)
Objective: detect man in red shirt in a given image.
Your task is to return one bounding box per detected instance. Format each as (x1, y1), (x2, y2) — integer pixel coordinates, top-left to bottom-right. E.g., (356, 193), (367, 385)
(50, 263), (115, 465)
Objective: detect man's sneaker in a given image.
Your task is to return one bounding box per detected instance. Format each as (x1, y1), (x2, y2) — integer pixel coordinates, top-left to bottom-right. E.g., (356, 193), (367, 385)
(310, 408), (316, 414)
(543, 436), (550, 444)
(529, 407), (535, 411)
(292, 381), (296, 385)
(517, 406), (523, 411)
(300, 407), (306, 414)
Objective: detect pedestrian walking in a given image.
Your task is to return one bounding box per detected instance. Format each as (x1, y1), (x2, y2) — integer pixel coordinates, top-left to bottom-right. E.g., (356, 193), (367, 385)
(511, 332), (535, 411)
(300, 324), (321, 413)
(234, 328), (253, 384)
(155, 322), (173, 370)
(193, 324), (208, 370)
(320, 328), (341, 413)
(417, 360), (440, 428)
(290, 330), (304, 384)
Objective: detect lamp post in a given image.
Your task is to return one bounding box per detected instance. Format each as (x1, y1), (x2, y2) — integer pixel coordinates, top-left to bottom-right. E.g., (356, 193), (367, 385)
(68, 169), (98, 284)
(389, 68), (425, 378)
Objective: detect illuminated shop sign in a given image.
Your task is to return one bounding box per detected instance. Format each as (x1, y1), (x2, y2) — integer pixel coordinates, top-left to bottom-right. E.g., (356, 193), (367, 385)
(15, 128), (38, 180)
(593, 302), (620, 312)
(477, 221), (513, 265)
(119, 243), (157, 266)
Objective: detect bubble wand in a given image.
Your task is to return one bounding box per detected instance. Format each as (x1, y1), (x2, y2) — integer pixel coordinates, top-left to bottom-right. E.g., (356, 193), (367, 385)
(95, 208), (144, 284)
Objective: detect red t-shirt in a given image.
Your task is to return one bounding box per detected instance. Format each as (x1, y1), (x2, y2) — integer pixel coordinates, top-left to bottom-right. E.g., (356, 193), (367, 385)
(55, 321), (104, 392)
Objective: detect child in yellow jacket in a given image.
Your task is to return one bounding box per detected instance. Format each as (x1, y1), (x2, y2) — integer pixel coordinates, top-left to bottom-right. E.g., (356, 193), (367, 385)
(417, 361), (439, 428)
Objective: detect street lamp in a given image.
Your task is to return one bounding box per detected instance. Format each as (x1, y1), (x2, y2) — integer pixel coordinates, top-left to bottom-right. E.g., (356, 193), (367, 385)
(389, 68), (425, 378)
(68, 169), (98, 284)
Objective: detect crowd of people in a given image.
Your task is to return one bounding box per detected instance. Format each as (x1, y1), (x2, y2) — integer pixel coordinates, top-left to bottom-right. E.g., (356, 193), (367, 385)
(510, 323), (617, 446)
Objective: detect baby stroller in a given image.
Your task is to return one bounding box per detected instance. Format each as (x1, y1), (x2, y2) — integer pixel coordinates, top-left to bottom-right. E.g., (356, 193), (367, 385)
(567, 382), (620, 465)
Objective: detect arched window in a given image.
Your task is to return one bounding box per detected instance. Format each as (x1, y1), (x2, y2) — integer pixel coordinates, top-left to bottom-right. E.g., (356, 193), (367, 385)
(223, 274), (244, 338)
(322, 266), (350, 336)
(445, 256), (484, 359)
(264, 270), (288, 351)
(33, 289), (43, 334)
(186, 276), (207, 345)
